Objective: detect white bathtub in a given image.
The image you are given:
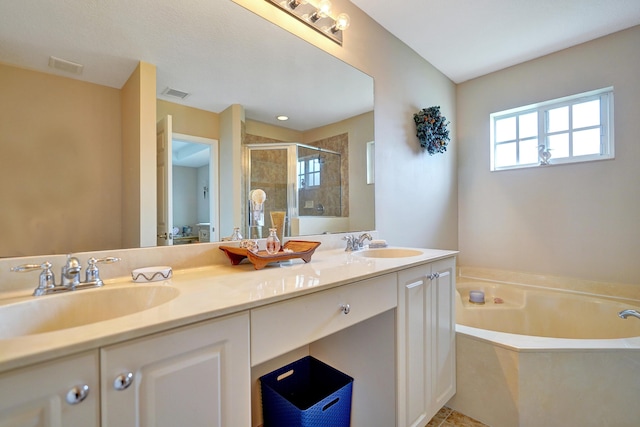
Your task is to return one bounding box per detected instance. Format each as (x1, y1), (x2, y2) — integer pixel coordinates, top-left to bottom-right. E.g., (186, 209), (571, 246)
(448, 278), (640, 427)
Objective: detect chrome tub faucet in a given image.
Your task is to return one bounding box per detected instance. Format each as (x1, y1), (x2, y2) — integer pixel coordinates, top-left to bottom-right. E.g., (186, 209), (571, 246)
(618, 309), (640, 320)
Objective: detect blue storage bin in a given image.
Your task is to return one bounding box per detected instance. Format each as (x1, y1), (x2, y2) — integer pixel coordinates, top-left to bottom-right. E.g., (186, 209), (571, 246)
(260, 356), (354, 427)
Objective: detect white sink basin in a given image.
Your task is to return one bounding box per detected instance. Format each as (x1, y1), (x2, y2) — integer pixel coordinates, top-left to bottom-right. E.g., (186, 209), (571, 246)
(356, 248), (424, 258)
(0, 285), (179, 339)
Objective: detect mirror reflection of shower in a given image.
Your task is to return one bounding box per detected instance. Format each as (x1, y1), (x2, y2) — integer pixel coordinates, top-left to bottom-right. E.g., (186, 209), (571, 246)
(297, 146), (341, 217)
(245, 143), (343, 239)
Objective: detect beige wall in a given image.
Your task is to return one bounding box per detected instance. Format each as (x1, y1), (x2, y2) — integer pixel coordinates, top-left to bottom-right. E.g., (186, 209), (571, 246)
(234, 0), (458, 250)
(121, 61), (157, 249)
(0, 63), (122, 257)
(245, 120), (303, 142)
(157, 100), (220, 139)
(457, 26), (640, 284)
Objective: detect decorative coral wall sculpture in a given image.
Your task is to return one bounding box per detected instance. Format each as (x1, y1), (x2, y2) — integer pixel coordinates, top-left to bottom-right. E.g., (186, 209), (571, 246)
(413, 106), (450, 155)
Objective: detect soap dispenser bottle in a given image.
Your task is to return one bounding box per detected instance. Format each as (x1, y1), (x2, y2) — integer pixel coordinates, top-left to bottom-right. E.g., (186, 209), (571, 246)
(265, 228), (281, 255)
(230, 227), (242, 241)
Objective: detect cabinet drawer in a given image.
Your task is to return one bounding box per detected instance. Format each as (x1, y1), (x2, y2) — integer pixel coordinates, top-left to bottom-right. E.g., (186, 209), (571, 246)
(251, 273), (397, 366)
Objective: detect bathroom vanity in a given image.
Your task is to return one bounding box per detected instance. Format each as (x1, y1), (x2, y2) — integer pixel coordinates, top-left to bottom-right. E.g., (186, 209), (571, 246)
(0, 244), (456, 427)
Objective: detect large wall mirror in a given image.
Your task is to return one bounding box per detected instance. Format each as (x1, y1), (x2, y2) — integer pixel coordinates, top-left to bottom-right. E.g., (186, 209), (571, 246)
(0, 0), (374, 257)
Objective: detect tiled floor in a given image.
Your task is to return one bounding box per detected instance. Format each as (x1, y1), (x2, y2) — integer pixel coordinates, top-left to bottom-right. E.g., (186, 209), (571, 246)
(427, 406), (489, 427)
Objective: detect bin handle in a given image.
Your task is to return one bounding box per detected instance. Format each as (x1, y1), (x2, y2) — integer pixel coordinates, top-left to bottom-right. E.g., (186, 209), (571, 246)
(276, 369), (295, 382)
(322, 397), (340, 411)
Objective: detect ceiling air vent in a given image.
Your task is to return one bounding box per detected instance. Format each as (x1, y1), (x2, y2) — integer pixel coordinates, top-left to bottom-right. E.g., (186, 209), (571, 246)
(162, 87), (190, 100)
(48, 56), (84, 75)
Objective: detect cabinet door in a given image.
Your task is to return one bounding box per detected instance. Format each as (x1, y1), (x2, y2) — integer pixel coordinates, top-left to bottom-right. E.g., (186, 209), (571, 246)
(101, 312), (250, 427)
(397, 257), (456, 427)
(0, 351), (99, 427)
(429, 257), (456, 415)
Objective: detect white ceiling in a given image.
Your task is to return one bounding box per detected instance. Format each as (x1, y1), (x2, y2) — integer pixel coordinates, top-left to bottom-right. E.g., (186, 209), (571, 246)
(350, 0), (640, 83)
(3, 0), (638, 130)
(0, 0), (372, 131)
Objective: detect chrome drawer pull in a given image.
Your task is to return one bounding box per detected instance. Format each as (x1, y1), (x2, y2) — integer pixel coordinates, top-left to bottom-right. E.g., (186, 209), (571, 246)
(340, 303), (351, 315)
(66, 384), (89, 405)
(114, 372), (134, 390)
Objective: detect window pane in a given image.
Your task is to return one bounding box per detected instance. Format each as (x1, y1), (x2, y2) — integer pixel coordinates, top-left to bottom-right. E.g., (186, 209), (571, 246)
(548, 134), (569, 158)
(573, 128), (601, 156)
(547, 106), (569, 133)
(519, 112), (538, 139)
(573, 99), (600, 129)
(495, 142), (516, 167)
(495, 117), (516, 142)
(520, 138), (539, 164)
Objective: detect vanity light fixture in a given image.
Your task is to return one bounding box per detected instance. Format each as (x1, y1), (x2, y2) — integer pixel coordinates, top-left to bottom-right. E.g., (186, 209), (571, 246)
(287, 0), (307, 9)
(331, 12), (351, 33)
(264, 0), (350, 45)
(309, 0), (332, 22)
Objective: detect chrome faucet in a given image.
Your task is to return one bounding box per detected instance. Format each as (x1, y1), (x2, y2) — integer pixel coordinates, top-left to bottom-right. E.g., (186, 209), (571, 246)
(60, 255), (82, 288)
(11, 254), (121, 296)
(357, 232), (373, 248)
(618, 309), (640, 320)
(343, 233), (373, 252)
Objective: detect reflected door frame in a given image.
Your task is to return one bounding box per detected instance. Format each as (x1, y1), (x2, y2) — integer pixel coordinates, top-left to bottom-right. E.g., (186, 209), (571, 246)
(173, 133), (220, 243)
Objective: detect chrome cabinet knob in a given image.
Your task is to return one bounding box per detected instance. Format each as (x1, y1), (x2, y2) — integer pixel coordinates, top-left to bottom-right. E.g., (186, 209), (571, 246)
(340, 303), (351, 315)
(66, 384), (89, 405)
(113, 372), (134, 390)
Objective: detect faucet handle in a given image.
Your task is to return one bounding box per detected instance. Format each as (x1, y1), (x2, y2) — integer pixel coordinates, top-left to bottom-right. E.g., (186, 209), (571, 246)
(342, 235), (356, 251)
(85, 257), (121, 285)
(11, 261), (56, 295)
(10, 262), (49, 273)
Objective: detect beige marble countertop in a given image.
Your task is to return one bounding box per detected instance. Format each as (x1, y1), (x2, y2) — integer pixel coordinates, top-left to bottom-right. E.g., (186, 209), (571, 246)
(0, 246), (456, 373)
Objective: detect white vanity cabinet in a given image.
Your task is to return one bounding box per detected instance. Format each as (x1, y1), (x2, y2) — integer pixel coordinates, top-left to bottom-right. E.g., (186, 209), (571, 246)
(0, 350), (100, 427)
(251, 273), (397, 366)
(100, 312), (250, 427)
(0, 249), (458, 427)
(397, 257), (456, 427)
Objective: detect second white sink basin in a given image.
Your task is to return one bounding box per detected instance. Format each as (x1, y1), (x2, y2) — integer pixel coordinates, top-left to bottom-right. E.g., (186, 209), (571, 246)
(0, 285), (179, 339)
(356, 248), (424, 258)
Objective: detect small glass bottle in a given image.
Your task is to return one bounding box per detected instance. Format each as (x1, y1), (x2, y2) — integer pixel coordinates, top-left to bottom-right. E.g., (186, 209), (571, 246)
(230, 227), (242, 241)
(265, 227), (281, 255)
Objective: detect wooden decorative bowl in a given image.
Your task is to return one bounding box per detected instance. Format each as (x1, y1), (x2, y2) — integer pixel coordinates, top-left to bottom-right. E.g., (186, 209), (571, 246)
(219, 240), (321, 270)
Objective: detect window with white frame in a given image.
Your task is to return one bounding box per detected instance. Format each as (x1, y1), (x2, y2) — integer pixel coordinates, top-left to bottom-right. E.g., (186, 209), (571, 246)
(490, 87), (614, 171)
(298, 157), (321, 188)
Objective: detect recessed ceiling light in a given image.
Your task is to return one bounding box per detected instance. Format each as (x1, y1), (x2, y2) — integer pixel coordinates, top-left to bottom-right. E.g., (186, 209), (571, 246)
(276, 115), (289, 121)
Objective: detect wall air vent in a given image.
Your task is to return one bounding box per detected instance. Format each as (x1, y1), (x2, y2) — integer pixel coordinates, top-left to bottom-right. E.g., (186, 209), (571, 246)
(48, 56), (84, 75)
(162, 87), (190, 99)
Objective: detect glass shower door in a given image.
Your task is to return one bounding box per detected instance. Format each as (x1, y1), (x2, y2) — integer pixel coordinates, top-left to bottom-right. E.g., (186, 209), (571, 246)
(246, 145), (297, 239)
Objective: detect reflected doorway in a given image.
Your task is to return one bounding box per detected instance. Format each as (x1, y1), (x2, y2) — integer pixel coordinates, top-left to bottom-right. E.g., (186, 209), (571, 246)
(172, 134), (219, 244)
(156, 115), (219, 245)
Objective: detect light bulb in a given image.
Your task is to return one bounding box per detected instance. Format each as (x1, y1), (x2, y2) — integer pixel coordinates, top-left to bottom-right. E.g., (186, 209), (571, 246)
(317, 0), (332, 17)
(332, 12), (350, 32)
(310, 0), (332, 22)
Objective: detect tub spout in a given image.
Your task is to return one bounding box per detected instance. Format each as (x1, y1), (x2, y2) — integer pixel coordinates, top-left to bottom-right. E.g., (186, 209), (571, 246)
(618, 309), (640, 320)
